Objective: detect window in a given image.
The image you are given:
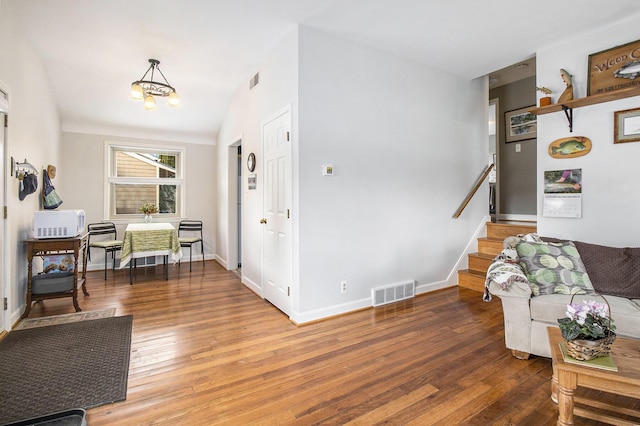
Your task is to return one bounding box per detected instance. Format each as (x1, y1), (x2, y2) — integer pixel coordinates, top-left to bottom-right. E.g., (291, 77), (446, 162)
(106, 142), (184, 219)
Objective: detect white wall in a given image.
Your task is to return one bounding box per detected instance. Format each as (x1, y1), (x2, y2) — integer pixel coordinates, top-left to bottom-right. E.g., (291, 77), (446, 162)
(216, 27), (299, 292)
(0, 0), (62, 325)
(536, 11), (640, 246)
(216, 25), (489, 323)
(59, 132), (217, 269)
(295, 27), (488, 321)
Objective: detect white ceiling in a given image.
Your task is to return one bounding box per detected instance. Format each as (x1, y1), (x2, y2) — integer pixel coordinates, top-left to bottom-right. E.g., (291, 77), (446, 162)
(6, 0), (639, 144)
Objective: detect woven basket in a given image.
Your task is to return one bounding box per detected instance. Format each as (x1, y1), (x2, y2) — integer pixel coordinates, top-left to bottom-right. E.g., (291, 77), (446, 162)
(564, 293), (616, 361)
(565, 332), (616, 361)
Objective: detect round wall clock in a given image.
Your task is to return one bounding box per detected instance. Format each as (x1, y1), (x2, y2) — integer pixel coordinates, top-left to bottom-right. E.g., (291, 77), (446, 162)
(247, 152), (256, 172)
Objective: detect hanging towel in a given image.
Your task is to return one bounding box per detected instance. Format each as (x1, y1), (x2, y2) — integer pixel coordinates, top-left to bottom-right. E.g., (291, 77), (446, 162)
(43, 170), (63, 209)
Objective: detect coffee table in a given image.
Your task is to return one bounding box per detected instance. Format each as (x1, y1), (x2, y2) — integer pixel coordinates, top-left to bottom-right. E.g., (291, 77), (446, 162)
(548, 326), (640, 425)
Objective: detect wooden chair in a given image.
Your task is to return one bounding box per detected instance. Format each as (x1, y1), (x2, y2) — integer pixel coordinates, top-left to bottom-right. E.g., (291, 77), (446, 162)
(87, 222), (122, 280)
(178, 220), (204, 271)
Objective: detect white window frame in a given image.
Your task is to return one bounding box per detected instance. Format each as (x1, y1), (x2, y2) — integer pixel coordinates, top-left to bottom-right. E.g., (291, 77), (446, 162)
(104, 141), (185, 221)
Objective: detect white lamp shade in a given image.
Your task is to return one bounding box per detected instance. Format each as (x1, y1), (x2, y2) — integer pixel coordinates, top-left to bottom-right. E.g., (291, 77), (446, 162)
(168, 91), (180, 108)
(130, 83), (144, 100)
(144, 94), (157, 111)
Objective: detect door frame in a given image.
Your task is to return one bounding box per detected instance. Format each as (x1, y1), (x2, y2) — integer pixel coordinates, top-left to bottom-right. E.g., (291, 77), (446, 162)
(0, 83), (8, 332)
(226, 135), (243, 272)
(489, 97), (499, 219)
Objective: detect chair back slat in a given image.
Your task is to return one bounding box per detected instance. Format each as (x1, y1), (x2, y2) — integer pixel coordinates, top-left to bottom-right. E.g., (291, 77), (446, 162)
(86, 222), (121, 278)
(179, 220), (203, 236)
(88, 222), (118, 238)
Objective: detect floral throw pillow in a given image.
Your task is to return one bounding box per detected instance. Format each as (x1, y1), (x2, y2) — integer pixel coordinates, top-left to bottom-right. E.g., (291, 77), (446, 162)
(516, 240), (594, 296)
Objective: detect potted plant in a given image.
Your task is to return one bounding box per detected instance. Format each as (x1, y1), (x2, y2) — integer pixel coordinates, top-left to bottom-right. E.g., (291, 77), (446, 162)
(140, 203), (159, 223)
(558, 298), (616, 360)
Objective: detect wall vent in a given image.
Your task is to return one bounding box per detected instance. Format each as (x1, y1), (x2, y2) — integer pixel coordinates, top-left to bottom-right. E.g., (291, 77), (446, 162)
(372, 280), (415, 307)
(131, 256), (157, 267)
(249, 72), (260, 89)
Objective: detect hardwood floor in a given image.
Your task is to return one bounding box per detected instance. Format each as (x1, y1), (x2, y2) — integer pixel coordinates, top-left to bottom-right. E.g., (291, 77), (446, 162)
(20, 261), (635, 425)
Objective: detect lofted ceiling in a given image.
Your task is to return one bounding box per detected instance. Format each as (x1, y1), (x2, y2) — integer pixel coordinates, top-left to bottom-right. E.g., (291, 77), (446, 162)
(5, 0), (639, 144)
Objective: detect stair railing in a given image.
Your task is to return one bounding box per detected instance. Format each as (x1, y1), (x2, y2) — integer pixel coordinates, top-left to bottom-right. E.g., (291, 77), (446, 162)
(453, 163), (494, 219)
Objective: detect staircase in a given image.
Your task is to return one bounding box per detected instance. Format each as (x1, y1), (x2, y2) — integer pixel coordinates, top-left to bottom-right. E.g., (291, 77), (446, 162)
(457, 221), (537, 292)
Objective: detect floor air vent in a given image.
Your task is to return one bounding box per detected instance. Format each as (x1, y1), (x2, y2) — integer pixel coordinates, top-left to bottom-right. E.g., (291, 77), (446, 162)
(372, 280), (415, 307)
(133, 256), (157, 267)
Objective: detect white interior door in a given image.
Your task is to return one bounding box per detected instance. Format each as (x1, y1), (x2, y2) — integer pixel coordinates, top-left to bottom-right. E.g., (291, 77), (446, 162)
(262, 109), (292, 316)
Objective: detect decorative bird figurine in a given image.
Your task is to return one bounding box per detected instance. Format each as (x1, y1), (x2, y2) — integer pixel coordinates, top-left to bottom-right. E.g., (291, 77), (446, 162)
(558, 69), (574, 103)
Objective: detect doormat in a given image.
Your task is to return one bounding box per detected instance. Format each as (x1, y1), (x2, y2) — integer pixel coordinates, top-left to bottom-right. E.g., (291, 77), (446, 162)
(0, 315), (133, 424)
(14, 307), (116, 330)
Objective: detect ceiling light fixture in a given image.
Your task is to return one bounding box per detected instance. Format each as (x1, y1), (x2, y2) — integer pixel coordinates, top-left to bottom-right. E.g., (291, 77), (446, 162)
(130, 59), (180, 110)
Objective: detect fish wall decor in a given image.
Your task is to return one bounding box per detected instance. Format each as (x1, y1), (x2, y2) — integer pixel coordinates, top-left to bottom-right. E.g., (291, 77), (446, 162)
(548, 136), (592, 158)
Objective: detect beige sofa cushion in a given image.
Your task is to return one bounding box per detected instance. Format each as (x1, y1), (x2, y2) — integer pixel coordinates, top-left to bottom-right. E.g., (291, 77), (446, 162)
(530, 294), (640, 338)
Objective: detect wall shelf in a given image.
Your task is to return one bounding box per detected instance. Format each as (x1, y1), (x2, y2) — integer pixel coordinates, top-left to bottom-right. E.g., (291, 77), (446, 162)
(529, 86), (640, 132)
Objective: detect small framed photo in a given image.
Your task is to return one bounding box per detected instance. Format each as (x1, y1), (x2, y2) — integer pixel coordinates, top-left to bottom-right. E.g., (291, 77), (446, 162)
(614, 107), (640, 144)
(505, 106), (537, 143)
(248, 173), (257, 190)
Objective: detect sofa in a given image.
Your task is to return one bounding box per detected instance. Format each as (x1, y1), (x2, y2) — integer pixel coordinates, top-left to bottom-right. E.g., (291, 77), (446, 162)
(485, 234), (640, 359)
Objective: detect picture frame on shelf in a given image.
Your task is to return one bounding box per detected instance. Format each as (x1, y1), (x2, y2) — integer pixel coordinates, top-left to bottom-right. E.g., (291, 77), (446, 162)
(588, 38), (640, 96)
(505, 106), (537, 143)
(614, 107), (640, 144)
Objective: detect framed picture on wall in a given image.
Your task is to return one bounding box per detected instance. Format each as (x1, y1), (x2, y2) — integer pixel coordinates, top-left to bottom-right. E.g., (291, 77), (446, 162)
(505, 106), (537, 143)
(614, 107), (640, 144)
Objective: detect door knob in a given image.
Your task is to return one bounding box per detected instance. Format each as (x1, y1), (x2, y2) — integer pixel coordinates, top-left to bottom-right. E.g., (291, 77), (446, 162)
(260, 218), (267, 224)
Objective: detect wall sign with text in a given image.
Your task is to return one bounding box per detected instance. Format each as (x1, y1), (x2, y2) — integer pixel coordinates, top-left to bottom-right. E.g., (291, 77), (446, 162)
(588, 38), (640, 96)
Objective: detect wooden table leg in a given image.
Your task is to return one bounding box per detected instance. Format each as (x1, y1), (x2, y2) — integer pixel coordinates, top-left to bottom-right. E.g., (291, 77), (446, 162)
(72, 287), (82, 312)
(551, 361), (559, 404)
(557, 369), (577, 425)
(81, 281), (90, 297)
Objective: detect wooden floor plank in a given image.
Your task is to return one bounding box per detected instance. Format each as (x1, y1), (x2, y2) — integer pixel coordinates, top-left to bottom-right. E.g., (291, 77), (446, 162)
(17, 261), (640, 425)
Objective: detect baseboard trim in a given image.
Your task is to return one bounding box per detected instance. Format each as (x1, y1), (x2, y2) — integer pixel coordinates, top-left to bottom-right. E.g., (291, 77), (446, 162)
(289, 279), (455, 325)
(214, 254), (228, 269)
(290, 298), (372, 325)
(241, 276), (262, 297)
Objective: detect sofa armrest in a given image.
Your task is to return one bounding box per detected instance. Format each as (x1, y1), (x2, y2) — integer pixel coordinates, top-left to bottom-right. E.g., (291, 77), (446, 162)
(488, 280), (533, 356)
(488, 278), (531, 298)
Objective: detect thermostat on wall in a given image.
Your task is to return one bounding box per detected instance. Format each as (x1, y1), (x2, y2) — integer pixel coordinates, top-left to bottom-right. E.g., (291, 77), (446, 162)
(322, 164), (334, 176)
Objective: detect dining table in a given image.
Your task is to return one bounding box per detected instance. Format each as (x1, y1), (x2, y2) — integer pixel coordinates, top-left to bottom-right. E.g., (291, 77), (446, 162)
(119, 222), (182, 284)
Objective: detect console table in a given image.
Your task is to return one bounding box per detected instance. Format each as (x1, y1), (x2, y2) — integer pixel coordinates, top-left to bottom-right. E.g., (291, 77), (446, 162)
(23, 234), (89, 319)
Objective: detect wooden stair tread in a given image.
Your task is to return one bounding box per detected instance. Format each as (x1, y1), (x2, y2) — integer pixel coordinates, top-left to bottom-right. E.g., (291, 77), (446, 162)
(459, 269), (485, 278)
(477, 237), (504, 242)
(469, 252), (495, 259)
(486, 221), (536, 240)
(458, 222), (536, 293)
